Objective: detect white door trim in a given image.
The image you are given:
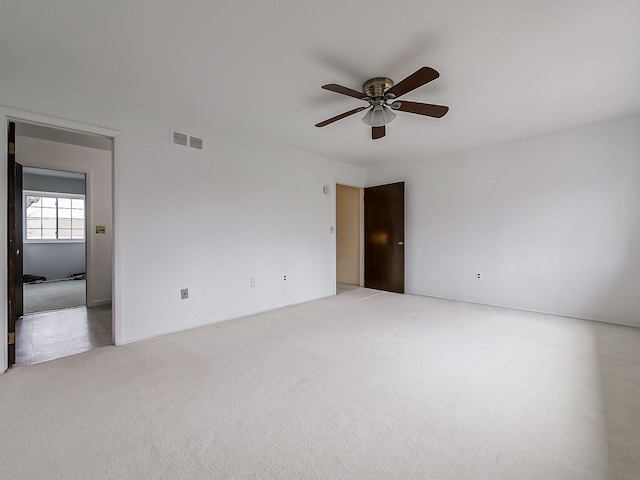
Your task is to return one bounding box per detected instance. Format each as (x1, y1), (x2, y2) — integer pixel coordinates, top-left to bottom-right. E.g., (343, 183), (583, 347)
(1, 106), (121, 373)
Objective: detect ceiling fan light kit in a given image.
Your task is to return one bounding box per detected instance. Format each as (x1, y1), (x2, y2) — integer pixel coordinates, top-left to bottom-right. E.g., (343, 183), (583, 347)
(315, 66), (449, 139)
(361, 104), (396, 127)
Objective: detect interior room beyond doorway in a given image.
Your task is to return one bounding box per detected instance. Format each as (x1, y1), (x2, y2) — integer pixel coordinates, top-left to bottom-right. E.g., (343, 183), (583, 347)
(336, 184), (363, 289)
(23, 166), (87, 313)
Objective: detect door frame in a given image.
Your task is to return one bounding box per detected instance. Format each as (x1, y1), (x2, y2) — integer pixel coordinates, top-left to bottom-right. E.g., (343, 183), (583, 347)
(1, 106), (121, 373)
(7, 121), (22, 366)
(332, 178), (365, 296)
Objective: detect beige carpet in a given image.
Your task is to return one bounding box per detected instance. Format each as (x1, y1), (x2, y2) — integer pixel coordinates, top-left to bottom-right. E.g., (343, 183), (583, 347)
(1, 288), (639, 479)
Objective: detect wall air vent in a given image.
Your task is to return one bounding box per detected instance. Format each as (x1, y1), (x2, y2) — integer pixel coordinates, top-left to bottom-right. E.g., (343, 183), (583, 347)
(171, 130), (204, 151)
(172, 131), (188, 146)
(189, 136), (203, 150)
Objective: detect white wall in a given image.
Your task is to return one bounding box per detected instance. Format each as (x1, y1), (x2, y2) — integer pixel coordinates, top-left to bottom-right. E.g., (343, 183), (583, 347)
(1, 69), (367, 371)
(23, 172), (85, 194)
(24, 244), (85, 281)
(368, 114), (640, 326)
(116, 126), (365, 343)
(16, 137), (112, 306)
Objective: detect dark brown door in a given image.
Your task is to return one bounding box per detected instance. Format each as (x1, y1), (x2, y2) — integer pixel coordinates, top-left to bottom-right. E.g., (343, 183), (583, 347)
(364, 181), (404, 293)
(7, 121), (23, 365)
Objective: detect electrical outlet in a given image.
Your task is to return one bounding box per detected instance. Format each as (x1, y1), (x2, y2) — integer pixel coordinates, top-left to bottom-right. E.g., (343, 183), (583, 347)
(475, 273), (482, 280)
(283, 275), (287, 281)
(181, 288), (189, 299)
(250, 277), (256, 287)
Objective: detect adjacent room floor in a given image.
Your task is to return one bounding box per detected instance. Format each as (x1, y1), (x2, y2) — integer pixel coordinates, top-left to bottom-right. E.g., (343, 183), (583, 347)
(16, 278), (109, 366)
(23, 279), (86, 314)
(336, 282), (360, 294)
(14, 305), (112, 366)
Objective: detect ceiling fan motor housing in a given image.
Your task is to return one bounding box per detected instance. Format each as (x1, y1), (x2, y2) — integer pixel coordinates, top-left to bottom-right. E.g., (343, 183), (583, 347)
(362, 77), (394, 100)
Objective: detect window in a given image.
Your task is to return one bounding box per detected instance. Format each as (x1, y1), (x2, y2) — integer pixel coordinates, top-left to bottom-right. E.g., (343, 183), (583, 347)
(25, 191), (85, 241)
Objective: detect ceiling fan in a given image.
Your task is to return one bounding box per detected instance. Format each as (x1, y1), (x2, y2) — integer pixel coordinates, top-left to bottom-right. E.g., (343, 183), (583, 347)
(315, 66), (449, 140)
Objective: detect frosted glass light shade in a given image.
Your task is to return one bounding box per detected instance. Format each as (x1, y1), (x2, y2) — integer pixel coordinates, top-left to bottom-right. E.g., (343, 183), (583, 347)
(362, 105), (397, 127)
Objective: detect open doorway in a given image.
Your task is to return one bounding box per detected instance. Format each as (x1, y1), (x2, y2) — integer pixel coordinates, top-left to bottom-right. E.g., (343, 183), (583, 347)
(336, 181), (406, 296)
(9, 121), (114, 366)
(23, 167), (87, 313)
(336, 184), (364, 294)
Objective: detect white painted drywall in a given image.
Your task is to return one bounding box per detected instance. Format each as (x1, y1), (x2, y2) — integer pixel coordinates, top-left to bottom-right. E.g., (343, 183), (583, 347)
(0, 69), (367, 373)
(115, 126), (366, 344)
(23, 171), (86, 281)
(15, 137), (112, 307)
(24, 244), (85, 281)
(23, 173), (85, 194)
(368, 114), (640, 326)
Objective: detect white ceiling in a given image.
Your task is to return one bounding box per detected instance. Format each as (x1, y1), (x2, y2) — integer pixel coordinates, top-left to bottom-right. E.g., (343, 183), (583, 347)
(2, 0), (639, 167)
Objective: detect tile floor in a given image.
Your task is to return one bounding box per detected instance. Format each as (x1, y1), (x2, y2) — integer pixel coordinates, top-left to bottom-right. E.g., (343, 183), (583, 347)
(14, 305), (112, 366)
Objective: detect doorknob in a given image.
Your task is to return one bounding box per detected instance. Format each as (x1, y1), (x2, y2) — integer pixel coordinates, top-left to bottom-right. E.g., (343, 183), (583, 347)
(397, 241), (404, 246)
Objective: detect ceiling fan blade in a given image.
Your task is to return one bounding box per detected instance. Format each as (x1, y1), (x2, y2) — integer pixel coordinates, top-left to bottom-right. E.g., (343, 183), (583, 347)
(321, 84), (370, 100)
(385, 67), (440, 99)
(391, 100), (449, 118)
(315, 107), (368, 127)
(372, 125), (386, 140)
